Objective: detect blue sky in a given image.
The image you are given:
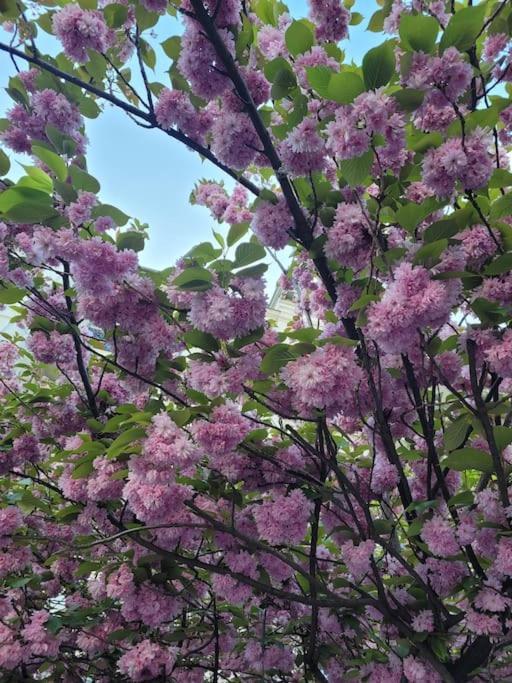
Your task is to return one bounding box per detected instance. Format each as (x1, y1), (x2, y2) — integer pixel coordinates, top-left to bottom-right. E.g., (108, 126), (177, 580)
(0, 0), (379, 284)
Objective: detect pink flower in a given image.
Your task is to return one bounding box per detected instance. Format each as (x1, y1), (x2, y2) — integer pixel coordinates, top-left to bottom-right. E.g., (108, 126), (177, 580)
(341, 539), (375, 580)
(251, 197), (293, 249)
(421, 514), (459, 557)
(411, 610), (434, 633)
(188, 277), (267, 340)
(324, 203), (372, 271)
(422, 129), (494, 197)
(53, 4), (113, 63)
(254, 489), (311, 545)
(117, 640), (177, 681)
(281, 343), (363, 417)
(308, 0), (350, 43)
(366, 263), (456, 353)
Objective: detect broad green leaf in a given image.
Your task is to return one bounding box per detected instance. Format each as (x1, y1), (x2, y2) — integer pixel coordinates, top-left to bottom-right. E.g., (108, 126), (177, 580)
(235, 263), (268, 278)
(490, 193), (512, 221)
(173, 266), (213, 291)
(413, 238), (447, 267)
(392, 88), (425, 112)
(233, 242), (266, 268)
(117, 231), (145, 252)
(106, 427), (146, 459)
(444, 417), (469, 452)
(79, 98), (100, 118)
(32, 144), (67, 182)
(0, 148), (10, 176)
(443, 447), (493, 473)
(103, 3), (128, 27)
(306, 66), (333, 99)
(423, 217), (460, 243)
(440, 2), (488, 52)
(395, 198), (437, 231)
(362, 41), (395, 90)
(161, 36), (181, 60)
(91, 204), (130, 226)
(227, 221), (249, 247)
(0, 286), (25, 304)
(472, 297), (507, 325)
(399, 14), (438, 53)
(69, 165), (100, 193)
(0, 187), (56, 224)
(183, 330), (220, 352)
(327, 71), (365, 104)
(338, 149), (373, 186)
(494, 426), (512, 452)
(484, 253), (512, 276)
(489, 168), (512, 188)
(261, 343), (295, 374)
(285, 20), (314, 57)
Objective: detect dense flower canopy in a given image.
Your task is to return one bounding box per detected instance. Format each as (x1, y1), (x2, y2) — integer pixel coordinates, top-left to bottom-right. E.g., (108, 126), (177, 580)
(0, 0), (511, 681)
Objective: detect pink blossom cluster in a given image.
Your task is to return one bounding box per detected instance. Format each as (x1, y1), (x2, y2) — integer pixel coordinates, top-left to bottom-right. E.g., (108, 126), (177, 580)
(253, 489), (311, 545)
(250, 197), (293, 249)
(281, 343), (363, 417)
(366, 262), (456, 353)
(308, 0), (350, 43)
(324, 202), (372, 271)
(422, 128), (494, 197)
(53, 4), (114, 63)
(188, 276), (267, 340)
(326, 90), (408, 173)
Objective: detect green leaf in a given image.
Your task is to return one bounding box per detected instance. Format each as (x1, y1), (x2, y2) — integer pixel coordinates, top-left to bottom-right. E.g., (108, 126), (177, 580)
(261, 343), (295, 374)
(69, 165), (100, 193)
(271, 67), (297, 99)
(0, 286), (25, 304)
(306, 66), (333, 99)
(471, 297), (507, 325)
(395, 198), (437, 231)
(423, 217), (459, 243)
(91, 204), (130, 226)
(106, 427), (146, 459)
(173, 266), (213, 291)
(32, 144), (67, 182)
(0, 187), (56, 224)
(392, 88), (425, 112)
(362, 41), (395, 90)
(285, 20), (314, 57)
(79, 98), (100, 119)
(489, 168), (512, 188)
(484, 253), (512, 276)
(161, 36), (181, 60)
(0, 148), (10, 176)
(72, 457), (95, 479)
(117, 231), (145, 252)
(440, 2), (488, 53)
(183, 329), (220, 352)
(103, 3), (128, 27)
(490, 193), (512, 221)
(399, 14), (438, 53)
(107, 629), (134, 643)
(413, 238), (447, 267)
(338, 149), (373, 186)
(350, 11), (363, 26)
(443, 447), (493, 473)
(444, 417), (469, 452)
(227, 221), (249, 247)
(235, 263), (268, 278)
(367, 8), (385, 32)
(327, 71), (365, 104)
(448, 490), (474, 507)
(233, 242), (266, 268)
(494, 426), (512, 452)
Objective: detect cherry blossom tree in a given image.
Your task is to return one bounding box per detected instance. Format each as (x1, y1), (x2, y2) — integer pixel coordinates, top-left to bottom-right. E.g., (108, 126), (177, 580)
(0, 0), (511, 680)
